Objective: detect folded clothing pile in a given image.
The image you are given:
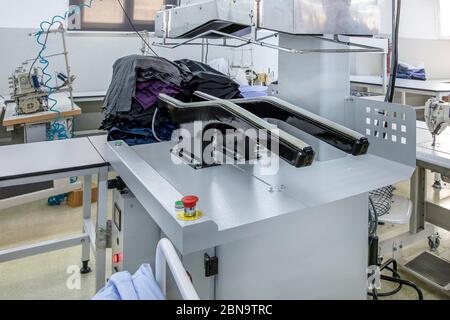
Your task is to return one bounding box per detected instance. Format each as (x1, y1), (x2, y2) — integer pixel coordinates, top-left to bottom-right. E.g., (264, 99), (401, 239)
(175, 59), (242, 100)
(101, 55), (242, 146)
(397, 61), (426, 81)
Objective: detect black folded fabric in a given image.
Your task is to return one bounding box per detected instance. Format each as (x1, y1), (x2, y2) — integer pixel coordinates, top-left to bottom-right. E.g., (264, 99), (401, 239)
(101, 57), (243, 146)
(103, 55), (192, 116)
(175, 59), (242, 100)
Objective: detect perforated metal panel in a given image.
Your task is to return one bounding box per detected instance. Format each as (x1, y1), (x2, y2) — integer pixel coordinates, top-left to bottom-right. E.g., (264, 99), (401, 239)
(346, 97), (417, 168)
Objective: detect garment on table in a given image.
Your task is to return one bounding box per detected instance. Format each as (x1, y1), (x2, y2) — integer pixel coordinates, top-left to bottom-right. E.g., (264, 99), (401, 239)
(397, 61), (426, 81)
(103, 55), (191, 116)
(93, 264), (165, 300)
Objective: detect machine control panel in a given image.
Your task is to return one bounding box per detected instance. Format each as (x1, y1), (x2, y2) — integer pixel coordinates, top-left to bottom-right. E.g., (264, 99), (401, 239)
(111, 189), (161, 274)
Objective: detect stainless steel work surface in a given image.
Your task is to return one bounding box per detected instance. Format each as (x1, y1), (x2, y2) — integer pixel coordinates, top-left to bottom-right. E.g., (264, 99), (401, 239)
(0, 138), (107, 181)
(133, 143), (305, 230)
(132, 142), (413, 231)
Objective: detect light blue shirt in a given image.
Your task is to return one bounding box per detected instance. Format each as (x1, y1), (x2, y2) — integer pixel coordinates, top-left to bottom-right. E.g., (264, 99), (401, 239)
(93, 264), (165, 300)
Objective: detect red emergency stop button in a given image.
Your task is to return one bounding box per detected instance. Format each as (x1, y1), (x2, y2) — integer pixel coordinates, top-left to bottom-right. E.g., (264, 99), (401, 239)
(182, 196), (199, 209)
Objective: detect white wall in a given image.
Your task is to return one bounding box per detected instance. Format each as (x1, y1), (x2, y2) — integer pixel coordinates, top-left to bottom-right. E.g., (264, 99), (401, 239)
(399, 38), (450, 79)
(380, 0), (440, 40)
(399, 0), (440, 40)
(396, 0), (450, 79)
(0, 0), (69, 29)
(352, 0), (450, 80)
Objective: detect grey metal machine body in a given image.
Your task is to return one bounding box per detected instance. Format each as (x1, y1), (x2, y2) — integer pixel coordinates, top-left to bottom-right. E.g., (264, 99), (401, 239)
(106, 0), (417, 299)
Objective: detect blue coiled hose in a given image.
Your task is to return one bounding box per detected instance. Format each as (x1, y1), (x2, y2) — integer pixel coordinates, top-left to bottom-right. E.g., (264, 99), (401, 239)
(32, 1), (94, 141)
(39, 1), (94, 205)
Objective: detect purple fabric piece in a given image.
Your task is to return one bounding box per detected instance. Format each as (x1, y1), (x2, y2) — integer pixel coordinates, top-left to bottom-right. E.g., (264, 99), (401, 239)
(135, 80), (181, 110)
(239, 85), (268, 98)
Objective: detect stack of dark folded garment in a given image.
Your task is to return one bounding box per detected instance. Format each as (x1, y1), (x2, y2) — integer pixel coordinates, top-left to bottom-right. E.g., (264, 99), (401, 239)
(175, 59), (242, 100)
(100, 55), (242, 146)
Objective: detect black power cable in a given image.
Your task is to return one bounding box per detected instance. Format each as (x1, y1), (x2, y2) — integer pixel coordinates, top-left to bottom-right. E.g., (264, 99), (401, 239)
(385, 0), (402, 103)
(116, 0), (159, 57)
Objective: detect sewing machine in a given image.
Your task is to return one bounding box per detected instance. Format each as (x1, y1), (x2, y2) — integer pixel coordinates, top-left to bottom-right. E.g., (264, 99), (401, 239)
(423, 98), (450, 188)
(425, 98), (450, 147)
(9, 66), (48, 115)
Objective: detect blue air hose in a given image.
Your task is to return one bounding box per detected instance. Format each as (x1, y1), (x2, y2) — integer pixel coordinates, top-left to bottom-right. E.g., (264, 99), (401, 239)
(32, 1), (94, 140)
(35, 2), (94, 205)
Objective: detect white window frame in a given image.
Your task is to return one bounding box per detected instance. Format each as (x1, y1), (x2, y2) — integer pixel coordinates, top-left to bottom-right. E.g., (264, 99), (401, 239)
(68, 0), (175, 33)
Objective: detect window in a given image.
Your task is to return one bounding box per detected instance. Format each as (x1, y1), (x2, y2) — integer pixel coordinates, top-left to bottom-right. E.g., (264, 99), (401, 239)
(69, 0), (176, 32)
(439, 0), (450, 37)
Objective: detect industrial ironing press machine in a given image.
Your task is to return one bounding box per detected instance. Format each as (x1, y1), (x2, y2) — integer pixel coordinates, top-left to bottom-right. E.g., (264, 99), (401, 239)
(105, 0), (417, 299)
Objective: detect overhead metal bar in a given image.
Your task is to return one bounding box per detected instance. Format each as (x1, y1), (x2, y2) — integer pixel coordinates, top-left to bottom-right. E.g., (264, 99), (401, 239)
(153, 29), (384, 54)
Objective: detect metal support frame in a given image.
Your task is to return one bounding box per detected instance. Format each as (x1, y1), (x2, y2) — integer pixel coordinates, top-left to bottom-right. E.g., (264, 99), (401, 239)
(413, 160), (450, 233)
(156, 238), (200, 300)
(0, 234), (89, 263)
(410, 166), (426, 234)
(94, 166), (109, 290)
(0, 166), (109, 292)
(81, 175), (92, 265)
(380, 166), (430, 257)
(59, 27), (75, 110)
(381, 159), (450, 258)
(28, 25), (75, 110)
(153, 29), (384, 55)
(413, 159), (450, 229)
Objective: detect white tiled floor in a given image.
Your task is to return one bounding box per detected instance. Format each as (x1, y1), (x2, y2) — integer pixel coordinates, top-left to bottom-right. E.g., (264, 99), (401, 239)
(0, 246), (97, 300)
(0, 183), (449, 300)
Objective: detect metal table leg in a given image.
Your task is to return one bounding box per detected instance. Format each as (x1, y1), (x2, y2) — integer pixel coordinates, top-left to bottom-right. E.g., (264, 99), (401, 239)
(95, 167), (108, 291)
(80, 175), (92, 274)
(401, 91), (407, 105)
(410, 166), (426, 234)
